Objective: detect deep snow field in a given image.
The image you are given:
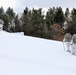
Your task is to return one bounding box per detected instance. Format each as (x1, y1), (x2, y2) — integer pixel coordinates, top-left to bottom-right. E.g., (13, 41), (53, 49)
(0, 31), (76, 75)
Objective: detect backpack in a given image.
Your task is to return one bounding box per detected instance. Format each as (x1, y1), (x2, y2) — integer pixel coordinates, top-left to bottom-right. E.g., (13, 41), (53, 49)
(64, 33), (72, 42)
(72, 34), (76, 43)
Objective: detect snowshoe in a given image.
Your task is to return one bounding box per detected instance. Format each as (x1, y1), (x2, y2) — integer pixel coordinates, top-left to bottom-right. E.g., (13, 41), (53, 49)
(72, 52), (76, 56)
(67, 50), (71, 53)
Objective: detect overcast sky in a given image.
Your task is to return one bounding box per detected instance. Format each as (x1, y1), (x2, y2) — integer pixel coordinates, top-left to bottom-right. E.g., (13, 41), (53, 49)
(0, 0), (76, 13)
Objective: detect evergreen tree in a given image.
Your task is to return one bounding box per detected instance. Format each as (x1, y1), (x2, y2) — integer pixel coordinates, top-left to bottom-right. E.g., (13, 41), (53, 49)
(21, 7), (30, 32)
(29, 8), (44, 37)
(6, 7), (15, 32)
(65, 15), (76, 35)
(71, 8), (76, 16)
(22, 8), (45, 38)
(2, 14), (9, 31)
(54, 7), (65, 26)
(14, 15), (21, 32)
(6, 7), (15, 21)
(65, 8), (70, 20)
(46, 7), (55, 29)
(0, 7), (9, 31)
(0, 7), (5, 15)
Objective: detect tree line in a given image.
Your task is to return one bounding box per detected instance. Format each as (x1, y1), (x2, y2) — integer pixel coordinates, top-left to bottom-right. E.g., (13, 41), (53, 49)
(0, 6), (76, 40)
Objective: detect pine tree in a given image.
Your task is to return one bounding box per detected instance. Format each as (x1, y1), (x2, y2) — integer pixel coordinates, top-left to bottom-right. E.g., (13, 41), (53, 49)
(0, 7), (9, 31)
(21, 8), (45, 38)
(71, 8), (76, 16)
(21, 7), (30, 33)
(46, 7), (55, 29)
(31, 8), (45, 37)
(65, 14), (76, 35)
(0, 7), (5, 15)
(54, 7), (65, 26)
(14, 15), (21, 32)
(2, 14), (9, 31)
(6, 7), (15, 32)
(6, 7), (15, 20)
(65, 8), (70, 20)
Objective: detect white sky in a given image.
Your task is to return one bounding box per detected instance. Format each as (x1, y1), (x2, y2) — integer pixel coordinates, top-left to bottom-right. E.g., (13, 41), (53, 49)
(0, 0), (17, 9)
(0, 0), (76, 13)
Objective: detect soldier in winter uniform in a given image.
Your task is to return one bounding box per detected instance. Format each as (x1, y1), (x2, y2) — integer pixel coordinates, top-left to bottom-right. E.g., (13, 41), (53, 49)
(63, 33), (72, 52)
(71, 34), (76, 55)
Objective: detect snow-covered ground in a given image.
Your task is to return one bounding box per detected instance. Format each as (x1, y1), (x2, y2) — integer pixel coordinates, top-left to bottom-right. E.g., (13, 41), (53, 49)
(0, 31), (76, 75)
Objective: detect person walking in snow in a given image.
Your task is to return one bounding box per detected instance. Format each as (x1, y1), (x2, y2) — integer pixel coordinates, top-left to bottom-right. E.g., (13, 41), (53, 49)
(63, 33), (72, 52)
(71, 34), (76, 55)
